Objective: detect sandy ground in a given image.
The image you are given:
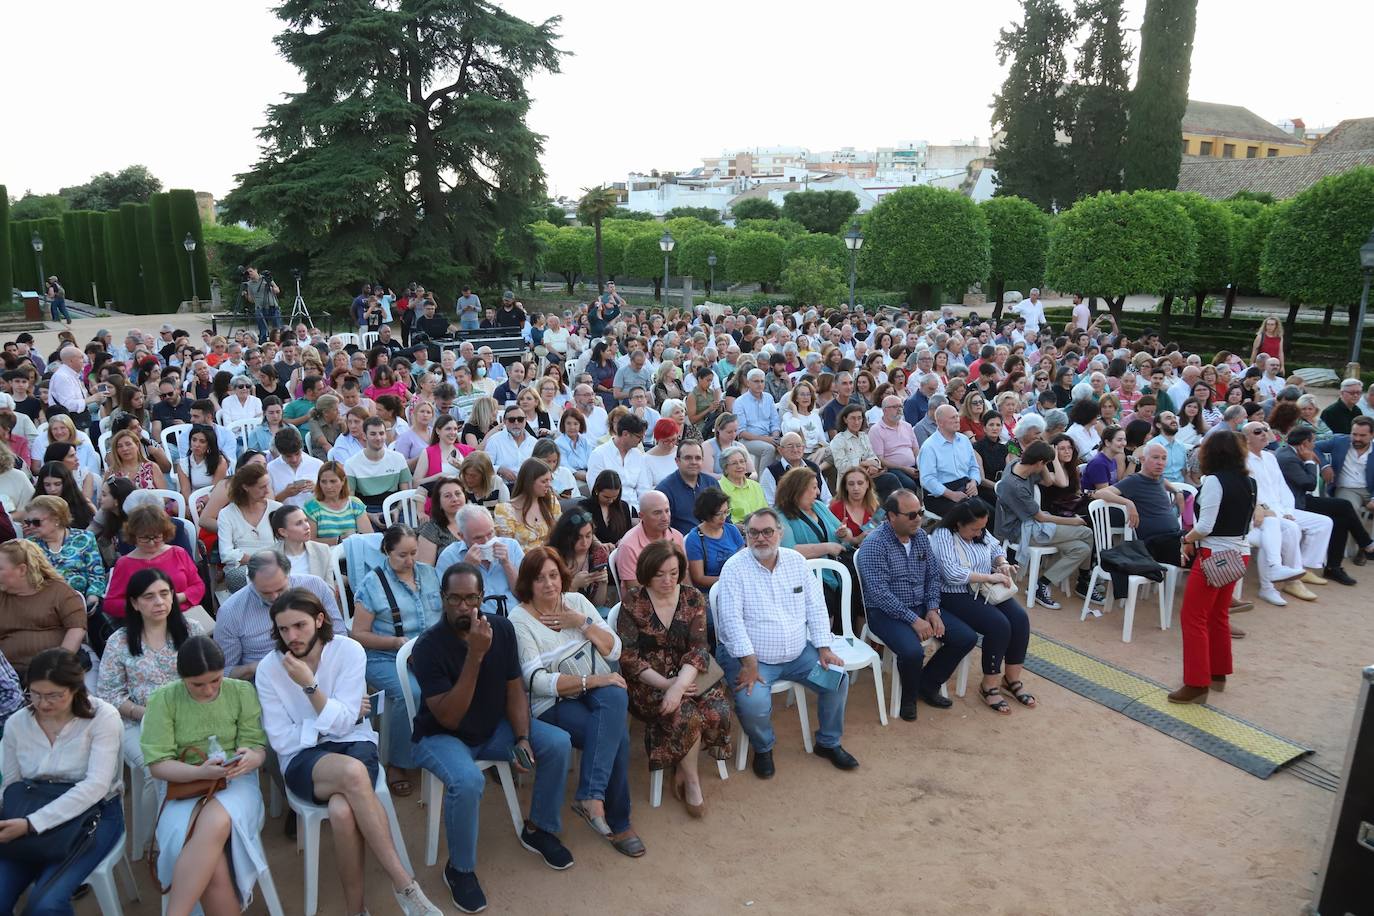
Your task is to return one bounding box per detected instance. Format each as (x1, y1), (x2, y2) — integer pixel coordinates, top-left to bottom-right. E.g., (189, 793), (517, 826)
(75, 555), (1362, 916)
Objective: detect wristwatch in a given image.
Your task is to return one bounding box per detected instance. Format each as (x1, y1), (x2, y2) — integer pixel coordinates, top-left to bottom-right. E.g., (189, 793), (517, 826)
(303, 684), (319, 695)
(579, 615), (595, 632)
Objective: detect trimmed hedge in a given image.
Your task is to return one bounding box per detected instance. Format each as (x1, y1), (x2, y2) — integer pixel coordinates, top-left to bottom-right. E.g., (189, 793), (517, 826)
(149, 193), (182, 311)
(167, 189), (210, 300)
(0, 187), (11, 305)
(117, 204), (145, 308)
(132, 203), (166, 311)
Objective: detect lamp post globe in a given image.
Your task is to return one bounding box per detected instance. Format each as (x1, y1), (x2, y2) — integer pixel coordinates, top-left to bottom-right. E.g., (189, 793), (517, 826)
(659, 231), (675, 303)
(843, 224), (864, 310)
(30, 233), (45, 298)
(183, 233), (199, 305)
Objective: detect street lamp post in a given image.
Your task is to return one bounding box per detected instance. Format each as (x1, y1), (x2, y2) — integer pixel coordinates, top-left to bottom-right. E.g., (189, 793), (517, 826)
(30, 233), (44, 295)
(843, 224), (864, 311)
(183, 233), (199, 306)
(659, 231), (675, 303)
(1349, 226), (1374, 380)
(707, 251), (717, 296)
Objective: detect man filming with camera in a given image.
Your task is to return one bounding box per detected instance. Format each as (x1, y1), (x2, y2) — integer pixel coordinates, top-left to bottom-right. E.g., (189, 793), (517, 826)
(243, 265), (282, 339)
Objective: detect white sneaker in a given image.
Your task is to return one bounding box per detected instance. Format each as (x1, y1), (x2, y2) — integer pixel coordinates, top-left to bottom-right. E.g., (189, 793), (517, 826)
(1267, 565), (1305, 583)
(396, 881), (444, 916)
(1258, 585), (1288, 607)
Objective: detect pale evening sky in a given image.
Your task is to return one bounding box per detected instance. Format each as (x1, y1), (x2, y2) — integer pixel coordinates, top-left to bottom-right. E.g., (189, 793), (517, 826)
(3, 0), (1370, 202)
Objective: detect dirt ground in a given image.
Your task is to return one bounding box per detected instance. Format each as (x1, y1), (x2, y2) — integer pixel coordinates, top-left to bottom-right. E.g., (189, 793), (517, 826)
(81, 556), (1362, 916)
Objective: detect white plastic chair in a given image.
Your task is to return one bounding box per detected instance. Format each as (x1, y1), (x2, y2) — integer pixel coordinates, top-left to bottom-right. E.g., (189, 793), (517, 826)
(329, 542), (352, 629)
(187, 485), (214, 530)
(159, 423), (191, 461)
(1081, 498), (1157, 642)
(998, 485), (1061, 609)
(606, 603), (729, 807)
(396, 639), (523, 867)
(362, 331), (380, 350)
(706, 585), (813, 771)
(97, 430), (113, 459)
(146, 488), (187, 520)
(381, 489), (421, 528)
(338, 332), (362, 349)
(284, 770), (413, 916)
(225, 418), (258, 454)
(86, 830), (140, 915)
(606, 546), (623, 598)
(805, 557), (886, 725)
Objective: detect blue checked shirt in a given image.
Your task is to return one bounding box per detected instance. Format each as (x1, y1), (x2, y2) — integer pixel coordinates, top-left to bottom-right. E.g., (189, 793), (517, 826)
(715, 546), (832, 664)
(854, 524), (941, 625)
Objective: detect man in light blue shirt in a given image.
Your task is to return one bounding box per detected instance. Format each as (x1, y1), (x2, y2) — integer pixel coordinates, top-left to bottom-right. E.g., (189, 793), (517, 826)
(484, 404), (536, 483)
(1147, 412), (1188, 483)
(436, 505), (525, 617)
(916, 404), (980, 515)
(735, 369), (782, 471)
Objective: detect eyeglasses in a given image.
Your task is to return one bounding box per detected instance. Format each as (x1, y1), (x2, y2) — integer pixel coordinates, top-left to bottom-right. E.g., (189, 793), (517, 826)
(565, 512), (593, 526)
(507, 416), (526, 424)
(745, 526), (777, 539)
(443, 592), (486, 607)
(1249, 428), (1270, 436)
(20, 517), (43, 527)
(136, 534), (165, 544)
(159, 391), (177, 399)
(890, 510), (923, 521)
(25, 690), (68, 705)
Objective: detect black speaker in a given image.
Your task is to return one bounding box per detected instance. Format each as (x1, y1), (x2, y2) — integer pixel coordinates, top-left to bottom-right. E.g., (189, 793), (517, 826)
(1314, 665), (1374, 915)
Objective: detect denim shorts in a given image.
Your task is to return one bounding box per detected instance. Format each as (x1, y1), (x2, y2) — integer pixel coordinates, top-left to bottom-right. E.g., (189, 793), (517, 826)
(284, 740), (380, 803)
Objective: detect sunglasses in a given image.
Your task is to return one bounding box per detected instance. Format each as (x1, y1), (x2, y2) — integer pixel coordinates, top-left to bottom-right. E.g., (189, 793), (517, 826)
(20, 517), (43, 527)
(506, 416), (526, 424)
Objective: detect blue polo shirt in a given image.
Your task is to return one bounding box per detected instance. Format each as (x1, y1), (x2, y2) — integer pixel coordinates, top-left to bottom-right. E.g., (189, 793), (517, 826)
(655, 470), (721, 535)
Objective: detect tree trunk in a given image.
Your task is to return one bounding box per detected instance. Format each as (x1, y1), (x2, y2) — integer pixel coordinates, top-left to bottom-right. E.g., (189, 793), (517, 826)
(1107, 295), (1126, 322)
(1159, 293), (1174, 338)
(1222, 284), (1236, 328)
(593, 220), (605, 295)
(1192, 289), (1205, 327)
(1322, 302), (1335, 336)
(990, 279), (1006, 321)
(1284, 298), (1301, 353)
(1088, 296), (1099, 318)
(563, 273), (575, 295)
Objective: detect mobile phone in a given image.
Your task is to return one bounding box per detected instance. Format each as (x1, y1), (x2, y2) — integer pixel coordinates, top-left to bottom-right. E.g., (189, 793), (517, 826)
(589, 561), (608, 575)
(511, 744), (534, 770)
(221, 754), (242, 767)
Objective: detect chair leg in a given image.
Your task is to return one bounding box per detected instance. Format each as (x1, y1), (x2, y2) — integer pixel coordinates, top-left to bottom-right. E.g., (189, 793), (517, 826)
(886, 651), (902, 720)
(1080, 567), (1103, 620)
(268, 776), (283, 818)
(257, 865), (286, 916)
(870, 659), (888, 726)
(792, 686), (814, 754)
(1122, 581), (1139, 643)
(118, 852), (141, 903)
(1026, 552), (1043, 608)
(303, 810), (323, 916)
(423, 771), (441, 868)
(734, 720), (748, 772)
(380, 790), (413, 876)
(716, 759), (729, 781)
(956, 655), (970, 698)
(495, 762), (524, 837)
(649, 769), (663, 808)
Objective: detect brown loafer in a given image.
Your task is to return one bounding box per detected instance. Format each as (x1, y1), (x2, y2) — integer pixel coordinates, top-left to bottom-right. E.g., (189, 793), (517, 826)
(1229, 599), (1254, 613)
(1229, 624), (1246, 639)
(1168, 685), (1209, 704)
(1210, 675), (1227, 692)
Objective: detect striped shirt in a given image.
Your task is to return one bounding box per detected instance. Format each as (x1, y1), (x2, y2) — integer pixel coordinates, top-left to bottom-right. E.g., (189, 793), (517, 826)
(344, 449), (413, 511)
(929, 527), (1006, 594)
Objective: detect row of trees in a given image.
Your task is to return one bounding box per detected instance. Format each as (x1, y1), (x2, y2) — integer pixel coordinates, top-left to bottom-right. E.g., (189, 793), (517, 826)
(8, 165), (164, 222)
(993, 0), (1198, 210)
(2, 187), (210, 313)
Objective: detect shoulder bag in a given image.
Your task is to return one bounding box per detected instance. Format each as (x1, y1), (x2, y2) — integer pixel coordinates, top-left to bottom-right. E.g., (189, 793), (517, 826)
(146, 747), (227, 894)
(0, 780), (104, 897)
(1199, 477), (1257, 589)
(954, 534), (1018, 605)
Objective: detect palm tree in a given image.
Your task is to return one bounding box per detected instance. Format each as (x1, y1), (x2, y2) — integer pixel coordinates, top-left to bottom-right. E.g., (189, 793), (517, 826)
(577, 186), (619, 295)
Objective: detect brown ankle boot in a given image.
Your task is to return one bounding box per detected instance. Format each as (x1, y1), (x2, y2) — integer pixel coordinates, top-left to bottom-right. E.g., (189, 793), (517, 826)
(1167, 684), (1209, 704)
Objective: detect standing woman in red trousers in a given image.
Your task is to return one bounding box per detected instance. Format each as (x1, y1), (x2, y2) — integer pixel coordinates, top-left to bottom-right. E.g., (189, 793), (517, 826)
(1171, 430), (1258, 704)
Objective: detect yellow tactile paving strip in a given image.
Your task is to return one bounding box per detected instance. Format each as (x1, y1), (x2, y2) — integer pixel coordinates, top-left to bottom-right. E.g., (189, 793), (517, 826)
(1025, 633), (1311, 777)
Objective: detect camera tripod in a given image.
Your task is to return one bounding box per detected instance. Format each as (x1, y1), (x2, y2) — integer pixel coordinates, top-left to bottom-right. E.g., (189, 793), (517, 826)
(288, 276), (314, 328)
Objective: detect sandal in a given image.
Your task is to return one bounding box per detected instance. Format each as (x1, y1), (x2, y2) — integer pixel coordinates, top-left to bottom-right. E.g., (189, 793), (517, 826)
(1001, 677), (1037, 708)
(571, 801), (611, 838)
(387, 774), (413, 798)
(979, 685), (1011, 715)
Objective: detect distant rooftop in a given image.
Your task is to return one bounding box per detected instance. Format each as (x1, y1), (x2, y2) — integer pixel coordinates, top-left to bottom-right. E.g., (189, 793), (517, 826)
(1176, 148), (1374, 200)
(1313, 117), (1374, 154)
(1181, 100), (1301, 145)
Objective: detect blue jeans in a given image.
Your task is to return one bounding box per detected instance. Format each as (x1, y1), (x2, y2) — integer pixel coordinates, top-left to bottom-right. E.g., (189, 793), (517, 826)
(365, 649), (419, 769)
(49, 298), (70, 323)
(717, 643), (849, 753)
(255, 306), (282, 340)
(939, 591), (1030, 675)
(862, 609), (965, 700)
(412, 719), (570, 873)
(459, 313), (479, 330)
(538, 687), (632, 833)
(0, 796), (123, 916)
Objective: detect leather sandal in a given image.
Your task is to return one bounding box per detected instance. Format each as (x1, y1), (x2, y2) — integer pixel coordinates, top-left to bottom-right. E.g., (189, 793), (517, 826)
(979, 685), (1011, 715)
(570, 801), (611, 838)
(1001, 677), (1037, 707)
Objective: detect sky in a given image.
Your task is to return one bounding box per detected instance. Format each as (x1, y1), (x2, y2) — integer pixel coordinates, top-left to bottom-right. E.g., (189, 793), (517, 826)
(4, 0), (1372, 202)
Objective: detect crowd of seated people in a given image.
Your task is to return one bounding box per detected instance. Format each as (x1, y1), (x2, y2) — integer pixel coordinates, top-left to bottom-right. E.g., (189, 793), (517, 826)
(0, 296), (1368, 910)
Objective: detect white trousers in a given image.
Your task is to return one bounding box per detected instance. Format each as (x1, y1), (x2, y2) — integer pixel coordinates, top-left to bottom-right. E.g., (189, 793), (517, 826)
(1249, 516), (1298, 586)
(1289, 509), (1334, 569)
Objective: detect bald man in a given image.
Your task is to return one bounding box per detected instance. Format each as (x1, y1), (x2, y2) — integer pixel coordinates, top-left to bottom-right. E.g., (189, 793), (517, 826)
(48, 346), (104, 416)
(916, 405), (981, 515)
(615, 490), (686, 586)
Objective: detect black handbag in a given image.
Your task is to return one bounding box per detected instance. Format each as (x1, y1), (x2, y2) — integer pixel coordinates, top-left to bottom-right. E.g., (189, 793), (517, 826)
(1098, 539), (1166, 582)
(0, 779), (104, 898)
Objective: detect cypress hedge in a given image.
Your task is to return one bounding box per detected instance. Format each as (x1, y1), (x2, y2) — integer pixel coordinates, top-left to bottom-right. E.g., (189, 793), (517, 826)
(61, 211), (86, 298)
(149, 193), (182, 311)
(0, 187), (11, 306)
(132, 203), (166, 311)
(87, 212), (112, 306)
(118, 204), (146, 309)
(167, 189), (210, 300)
(101, 213), (128, 309)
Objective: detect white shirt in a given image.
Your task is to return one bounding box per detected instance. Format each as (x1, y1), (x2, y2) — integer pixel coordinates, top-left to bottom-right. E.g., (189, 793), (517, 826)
(48, 363), (87, 414)
(576, 404), (609, 441)
(1246, 448), (1294, 514)
(268, 453), (324, 507)
(0, 699), (123, 833)
(780, 411), (826, 451)
(220, 395), (264, 425)
(484, 428), (536, 476)
(1070, 301), (1091, 330)
(1256, 376), (1285, 400)
(1012, 299), (1047, 334)
(1067, 423), (1101, 459)
(715, 546), (833, 665)
(585, 440), (655, 509)
(255, 636), (376, 776)
(1339, 443), (1371, 491)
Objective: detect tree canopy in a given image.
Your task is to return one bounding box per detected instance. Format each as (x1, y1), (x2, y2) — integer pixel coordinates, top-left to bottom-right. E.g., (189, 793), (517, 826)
(781, 258), (846, 307)
(224, 0), (564, 302)
(1044, 189), (1198, 315)
(663, 206), (722, 225)
(1261, 167), (1374, 316)
(781, 190), (860, 235)
(59, 165), (163, 212)
(981, 196), (1052, 315)
(1065, 0), (1131, 200)
(784, 233), (847, 272)
(731, 198), (781, 221)
(1122, 0), (1197, 190)
(859, 186), (990, 308)
(727, 231), (786, 289)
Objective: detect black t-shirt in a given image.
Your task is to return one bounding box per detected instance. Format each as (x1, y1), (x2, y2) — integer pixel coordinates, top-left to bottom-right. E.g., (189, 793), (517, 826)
(275, 360), (299, 388)
(495, 306), (526, 329)
(12, 396), (40, 422)
(410, 615), (521, 745)
(1114, 473), (1181, 541)
(152, 399), (192, 430)
(415, 315), (450, 339)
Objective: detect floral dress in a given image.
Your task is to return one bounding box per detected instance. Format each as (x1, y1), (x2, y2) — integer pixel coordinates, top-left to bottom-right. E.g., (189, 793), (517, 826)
(29, 529), (107, 603)
(494, 500), (560, 552)
(616, 585), (732, 770)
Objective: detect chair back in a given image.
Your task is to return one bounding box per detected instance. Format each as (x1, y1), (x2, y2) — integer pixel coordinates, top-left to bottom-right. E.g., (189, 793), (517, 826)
(1086, 498), (1125, 553)
(362, 332), (380, 350)
(148, 488), (187, 520)
(806, 557), (855, 640)
(395, 637), (420, 723)
(606, 602), (621, 633)
(188, 485), (214, 529)
(606, 546), (622, 597)
(330, 542), (353, 629)
(97, 430), (112, 460)
(382, 490), (421, 528)
(338, 333), (362, 349)
(225, 418), (257, 453)
(160, 423), (191, 460)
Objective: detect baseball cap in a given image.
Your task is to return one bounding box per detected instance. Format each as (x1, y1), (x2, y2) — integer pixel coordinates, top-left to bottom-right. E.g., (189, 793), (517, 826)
(502, 290), (515, 300)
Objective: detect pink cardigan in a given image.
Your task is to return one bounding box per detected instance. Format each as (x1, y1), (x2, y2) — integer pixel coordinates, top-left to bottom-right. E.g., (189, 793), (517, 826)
(103, 546), (204, 617)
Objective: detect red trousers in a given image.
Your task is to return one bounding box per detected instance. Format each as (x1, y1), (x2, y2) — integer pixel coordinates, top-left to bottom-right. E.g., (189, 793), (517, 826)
(1180, 548), (1247, 687)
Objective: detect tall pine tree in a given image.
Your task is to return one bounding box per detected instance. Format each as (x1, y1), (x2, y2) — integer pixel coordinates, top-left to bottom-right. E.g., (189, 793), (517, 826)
(225, 0), (564, 301)
(991, 0), (1076, 212)
(1065, 0), (1132, 200)
(1122, 0), (1197, 190)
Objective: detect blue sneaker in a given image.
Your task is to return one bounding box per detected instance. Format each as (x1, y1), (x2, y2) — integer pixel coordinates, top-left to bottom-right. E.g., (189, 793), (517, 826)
(444, 864), (487, 913)
(520, 825), (574, 870)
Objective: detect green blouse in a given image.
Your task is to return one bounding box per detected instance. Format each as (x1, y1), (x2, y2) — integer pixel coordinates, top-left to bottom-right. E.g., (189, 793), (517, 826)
(140, 677), (267, 766)
(780, 502), (845, 590)
(718, 476), (768, 524)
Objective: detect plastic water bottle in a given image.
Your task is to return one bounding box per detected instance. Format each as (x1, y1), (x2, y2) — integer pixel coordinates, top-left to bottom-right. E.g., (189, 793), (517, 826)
(206, 735), (226, 765)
